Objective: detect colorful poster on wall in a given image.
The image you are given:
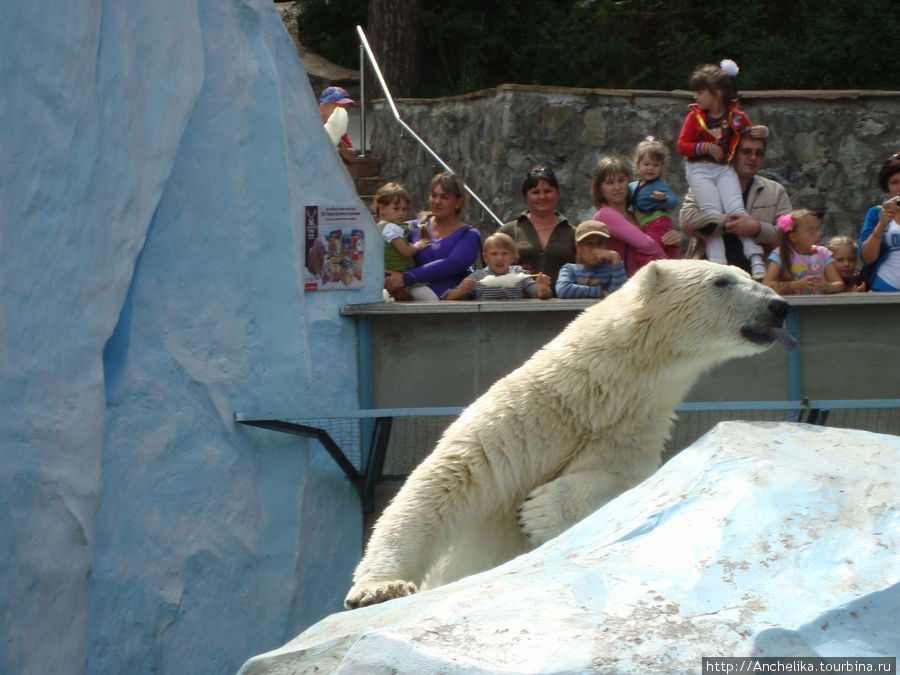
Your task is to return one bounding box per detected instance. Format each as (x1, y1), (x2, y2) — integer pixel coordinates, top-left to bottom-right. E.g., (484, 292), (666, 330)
(304, 205), (366, 291)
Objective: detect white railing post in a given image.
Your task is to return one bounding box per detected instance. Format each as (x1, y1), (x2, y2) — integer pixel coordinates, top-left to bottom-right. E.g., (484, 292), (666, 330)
(358, 44), (366, 157)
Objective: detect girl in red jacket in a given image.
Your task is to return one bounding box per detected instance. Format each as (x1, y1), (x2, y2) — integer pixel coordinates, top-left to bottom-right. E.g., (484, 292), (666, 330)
(677, 60), (770, 278)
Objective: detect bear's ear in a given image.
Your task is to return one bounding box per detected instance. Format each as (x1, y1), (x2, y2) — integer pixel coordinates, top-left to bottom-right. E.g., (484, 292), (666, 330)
(637, 260), (665, 296)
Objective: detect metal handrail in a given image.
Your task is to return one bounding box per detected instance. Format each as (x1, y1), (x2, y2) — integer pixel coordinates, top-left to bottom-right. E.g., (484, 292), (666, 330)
(355, 25), (504, 229)
(356, 32), (366, 156)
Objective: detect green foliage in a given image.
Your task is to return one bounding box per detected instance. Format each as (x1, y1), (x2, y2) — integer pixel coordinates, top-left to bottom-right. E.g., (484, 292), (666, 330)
(298, 0), (900, 96)
(294, 0), (367, 69)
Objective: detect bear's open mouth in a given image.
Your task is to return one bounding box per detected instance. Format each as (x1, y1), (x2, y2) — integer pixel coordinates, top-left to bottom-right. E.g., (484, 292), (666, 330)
(740, 298), (795, 351)
(740, 325), (797, 351)
(741, 325), (775, 345)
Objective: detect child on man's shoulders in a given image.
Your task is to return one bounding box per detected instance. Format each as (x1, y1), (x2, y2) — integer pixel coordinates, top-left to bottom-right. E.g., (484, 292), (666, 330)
(677, 59), (770, 279)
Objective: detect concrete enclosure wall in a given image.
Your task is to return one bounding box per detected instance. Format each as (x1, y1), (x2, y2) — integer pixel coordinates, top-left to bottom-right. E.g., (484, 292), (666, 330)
(342, 294), (900, 465)
(346, 296), (900, 407)
(368, 85), (900, 240)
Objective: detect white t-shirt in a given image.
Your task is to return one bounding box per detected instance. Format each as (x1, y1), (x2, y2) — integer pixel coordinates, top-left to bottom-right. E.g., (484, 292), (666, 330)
(874, 220), (900, 289)
(380, 221), (406, 243)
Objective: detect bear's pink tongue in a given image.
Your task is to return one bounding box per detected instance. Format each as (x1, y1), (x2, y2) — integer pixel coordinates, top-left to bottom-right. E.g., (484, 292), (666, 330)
(769, 326), (797, 352)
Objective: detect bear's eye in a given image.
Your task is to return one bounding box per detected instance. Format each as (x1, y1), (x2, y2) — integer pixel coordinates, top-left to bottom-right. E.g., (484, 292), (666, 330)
(713, 276), (731, 288)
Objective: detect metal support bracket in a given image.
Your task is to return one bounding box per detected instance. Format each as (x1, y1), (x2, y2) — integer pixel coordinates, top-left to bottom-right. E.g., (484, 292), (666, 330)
(234, 414), (395, 512)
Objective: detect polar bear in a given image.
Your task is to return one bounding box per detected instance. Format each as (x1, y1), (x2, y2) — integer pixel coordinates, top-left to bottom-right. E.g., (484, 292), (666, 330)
(345, 260), (792, 609)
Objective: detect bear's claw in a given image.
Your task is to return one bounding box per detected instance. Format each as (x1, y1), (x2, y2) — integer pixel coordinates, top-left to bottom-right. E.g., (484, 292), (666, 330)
(516, 482), (568, 546)
(344, 580), (418, 610)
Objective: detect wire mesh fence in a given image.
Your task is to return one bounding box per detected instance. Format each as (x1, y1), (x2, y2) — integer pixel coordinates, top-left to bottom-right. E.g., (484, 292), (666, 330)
(381, 415), (456, 476)
(294, 417), (364, 469)
(822, 407), (900, 436)
(296, 405), (898, 479)
(667, 406), (899, 457)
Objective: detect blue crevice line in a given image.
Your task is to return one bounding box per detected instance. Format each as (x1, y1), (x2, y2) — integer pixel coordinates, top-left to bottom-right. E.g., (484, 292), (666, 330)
(101, 214), (157, 404)
(92, 0), (105, 86)
(101, 277), (135, 404)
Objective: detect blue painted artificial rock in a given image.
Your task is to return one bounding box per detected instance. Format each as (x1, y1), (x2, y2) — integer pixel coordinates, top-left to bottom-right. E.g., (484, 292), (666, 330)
(0, 2), (378, 673)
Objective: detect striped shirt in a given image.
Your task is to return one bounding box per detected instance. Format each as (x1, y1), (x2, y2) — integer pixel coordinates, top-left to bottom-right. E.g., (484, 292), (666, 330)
(555, 262), (627, 299)
(447, 265), (538, 300)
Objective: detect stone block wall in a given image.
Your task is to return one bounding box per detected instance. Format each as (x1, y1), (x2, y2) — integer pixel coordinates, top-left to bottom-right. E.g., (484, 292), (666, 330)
(368, 84), (900, 242)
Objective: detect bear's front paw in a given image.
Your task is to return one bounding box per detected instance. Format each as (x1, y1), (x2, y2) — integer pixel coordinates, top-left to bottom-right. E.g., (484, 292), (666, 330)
(517, 483), (568, 547)
(344, 579), (418, 610)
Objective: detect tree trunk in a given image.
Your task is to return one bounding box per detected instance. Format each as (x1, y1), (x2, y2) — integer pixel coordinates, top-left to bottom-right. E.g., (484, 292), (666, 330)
(365, 0), (422, 98)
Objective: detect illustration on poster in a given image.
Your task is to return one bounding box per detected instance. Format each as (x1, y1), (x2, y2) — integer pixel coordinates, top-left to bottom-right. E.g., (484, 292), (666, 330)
(304, 205), (366, 291)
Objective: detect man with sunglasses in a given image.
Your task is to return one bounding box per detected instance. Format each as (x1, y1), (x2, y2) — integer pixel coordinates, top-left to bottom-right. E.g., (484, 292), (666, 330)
(680, 128), (792, 273)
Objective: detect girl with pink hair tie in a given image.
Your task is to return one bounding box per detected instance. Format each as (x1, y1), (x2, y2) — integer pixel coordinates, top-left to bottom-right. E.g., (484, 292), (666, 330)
(762, 209), (845, 295)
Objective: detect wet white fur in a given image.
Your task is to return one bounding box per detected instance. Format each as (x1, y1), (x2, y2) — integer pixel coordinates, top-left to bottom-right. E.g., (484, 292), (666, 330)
(345, 260), (783, 609)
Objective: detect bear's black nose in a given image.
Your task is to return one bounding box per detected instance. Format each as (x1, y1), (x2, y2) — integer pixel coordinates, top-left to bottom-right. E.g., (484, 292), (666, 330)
(769, 298), (788, 321)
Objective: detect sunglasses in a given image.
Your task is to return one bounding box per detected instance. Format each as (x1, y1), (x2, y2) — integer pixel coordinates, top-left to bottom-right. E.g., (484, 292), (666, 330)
(527, 167), (557, 179)
(885, 153), (900, 165)
(739, 148), (765, 158)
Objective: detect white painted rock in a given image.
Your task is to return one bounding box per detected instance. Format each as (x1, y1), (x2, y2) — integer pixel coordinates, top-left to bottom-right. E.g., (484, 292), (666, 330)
(239, 422), (899, 674)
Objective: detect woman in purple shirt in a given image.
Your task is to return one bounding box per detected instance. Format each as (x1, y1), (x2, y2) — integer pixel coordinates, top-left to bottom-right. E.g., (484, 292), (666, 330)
(384, 172), (481, 300)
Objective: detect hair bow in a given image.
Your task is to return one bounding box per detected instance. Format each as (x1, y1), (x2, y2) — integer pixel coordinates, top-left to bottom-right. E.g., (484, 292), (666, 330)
(776, 214), (796, 233)
(719, 59), (739, 77)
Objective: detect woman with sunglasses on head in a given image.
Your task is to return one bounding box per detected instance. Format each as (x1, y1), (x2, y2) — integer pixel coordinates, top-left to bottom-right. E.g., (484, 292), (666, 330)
(858, 152), (900, 292)
(499, 167), (576, 293)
